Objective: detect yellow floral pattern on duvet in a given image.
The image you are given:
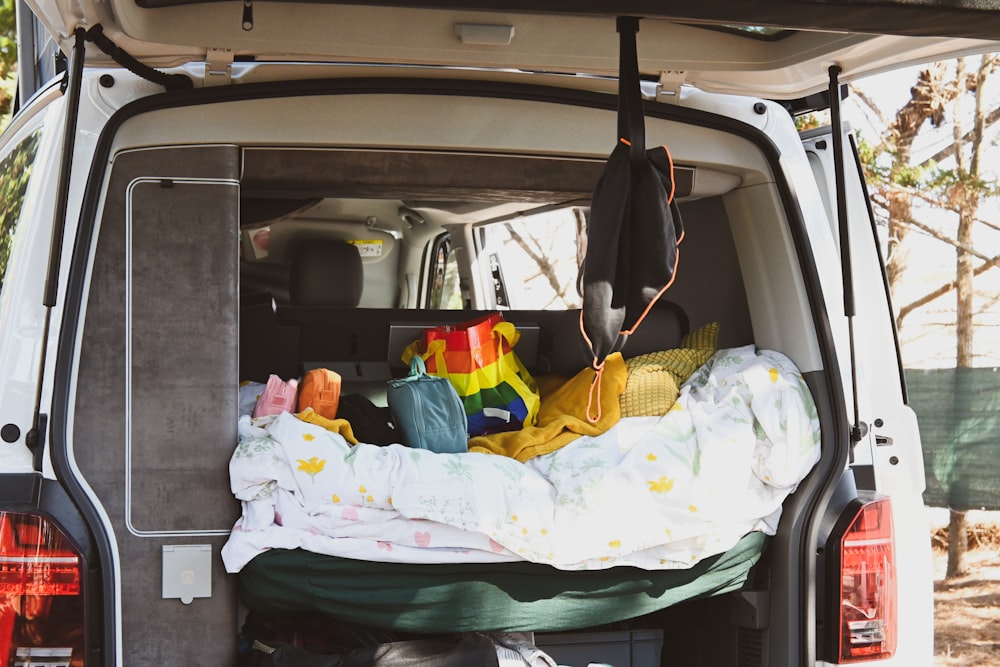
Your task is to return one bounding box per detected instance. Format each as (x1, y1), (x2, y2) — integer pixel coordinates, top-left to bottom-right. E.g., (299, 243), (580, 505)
(222, 346), (820, 574)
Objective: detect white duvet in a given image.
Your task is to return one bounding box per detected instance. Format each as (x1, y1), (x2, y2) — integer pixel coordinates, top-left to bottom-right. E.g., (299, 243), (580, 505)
(221, 346), (820, 573)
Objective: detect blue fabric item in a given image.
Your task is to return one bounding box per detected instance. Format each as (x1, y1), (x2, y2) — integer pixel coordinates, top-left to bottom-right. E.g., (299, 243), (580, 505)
(387, 356), (468, 454)
(466, 394), (529, 437)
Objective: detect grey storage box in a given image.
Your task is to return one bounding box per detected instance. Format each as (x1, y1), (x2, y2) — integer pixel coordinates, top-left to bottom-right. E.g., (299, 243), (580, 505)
(535, 629), (663, 667)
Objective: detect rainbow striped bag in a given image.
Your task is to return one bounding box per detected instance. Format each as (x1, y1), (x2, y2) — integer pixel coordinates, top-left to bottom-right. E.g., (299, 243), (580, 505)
(402, 313), (540, 436)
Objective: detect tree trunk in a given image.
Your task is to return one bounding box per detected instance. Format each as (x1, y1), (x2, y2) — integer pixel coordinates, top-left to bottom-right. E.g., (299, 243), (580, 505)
(945, 203), (975, 579)
(945, 55), (992, 580)
(882, 63), (958, 316)
(947, 202), (976, 579)
(946, 509), (968, 577)
(955, 205), (976, 369)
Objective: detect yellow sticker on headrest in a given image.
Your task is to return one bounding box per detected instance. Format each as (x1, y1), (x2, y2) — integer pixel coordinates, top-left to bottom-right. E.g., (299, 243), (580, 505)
(348, 239), (383, 257)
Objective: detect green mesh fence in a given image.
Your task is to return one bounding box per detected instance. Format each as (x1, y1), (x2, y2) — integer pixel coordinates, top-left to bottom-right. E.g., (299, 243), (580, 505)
(906, 367), (1000, 511)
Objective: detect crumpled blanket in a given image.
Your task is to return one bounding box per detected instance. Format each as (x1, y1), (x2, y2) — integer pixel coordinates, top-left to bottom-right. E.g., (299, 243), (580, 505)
(222, 346), (820, 573)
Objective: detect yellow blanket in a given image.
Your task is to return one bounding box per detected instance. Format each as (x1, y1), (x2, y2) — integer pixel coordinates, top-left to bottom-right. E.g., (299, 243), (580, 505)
(295, 408), (359, 445)
(469, 352), (627, 462)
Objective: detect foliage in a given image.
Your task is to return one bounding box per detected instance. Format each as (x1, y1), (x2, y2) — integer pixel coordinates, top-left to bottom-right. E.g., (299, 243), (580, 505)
(893, 161), (931, 189)
(855, 136), (889, 182)
(0, 0), (14, 77)
(0, 0), (15, 124)
(793, 113), (823, 132)
(0, 129), (41, 290)
(857, 135), (937, 192)
(927, 166), (1000, 199)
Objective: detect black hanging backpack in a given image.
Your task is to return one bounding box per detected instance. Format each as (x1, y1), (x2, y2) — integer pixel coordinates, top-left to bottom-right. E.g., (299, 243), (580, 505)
(579, 16), (684, 404)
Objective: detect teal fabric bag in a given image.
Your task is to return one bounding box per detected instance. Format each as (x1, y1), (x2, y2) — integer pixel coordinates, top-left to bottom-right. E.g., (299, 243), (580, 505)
(387, 356), (468, 454)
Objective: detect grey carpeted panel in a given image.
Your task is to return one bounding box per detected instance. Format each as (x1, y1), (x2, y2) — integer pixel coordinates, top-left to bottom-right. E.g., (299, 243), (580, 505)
(128, 178), (239, 532)
(74, 146), (241, 666)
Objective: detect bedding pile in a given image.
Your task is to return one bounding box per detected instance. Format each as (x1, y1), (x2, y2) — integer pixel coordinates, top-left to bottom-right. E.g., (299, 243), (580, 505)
(221, 345), (820, 573)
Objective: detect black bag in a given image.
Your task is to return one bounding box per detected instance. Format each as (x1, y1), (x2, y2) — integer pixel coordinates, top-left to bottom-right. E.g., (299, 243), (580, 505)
(337, 393), (399, 446)
(580, 16), (684, 371)
(240, 610), (499, 667)
(344, 634), (499, 666)
(243, 636), (500, 667)
(243, 640), (343, 667)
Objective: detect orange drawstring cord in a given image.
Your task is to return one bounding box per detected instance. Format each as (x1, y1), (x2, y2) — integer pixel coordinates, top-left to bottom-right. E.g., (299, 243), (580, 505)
(585, 363), (604, 424)
(619, 237), (681, 337)
(620, 145), (683, 337)
(577, 310), (606, 424)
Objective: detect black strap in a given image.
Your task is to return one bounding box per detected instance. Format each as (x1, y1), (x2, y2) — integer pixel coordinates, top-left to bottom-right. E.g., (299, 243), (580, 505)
(615, 16), (645, 167)
(85, 25), (193, 91)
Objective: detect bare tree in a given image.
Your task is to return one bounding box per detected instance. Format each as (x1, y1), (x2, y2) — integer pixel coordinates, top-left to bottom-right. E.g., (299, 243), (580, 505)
(938, 55), (1000, 577)
(506, 226), (574, 307)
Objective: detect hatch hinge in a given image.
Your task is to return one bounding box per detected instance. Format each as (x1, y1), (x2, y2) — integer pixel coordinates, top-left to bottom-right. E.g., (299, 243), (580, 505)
(205, 48), (234, 86)
(657, 70), (685, 101)
(242, 0), (254, 31)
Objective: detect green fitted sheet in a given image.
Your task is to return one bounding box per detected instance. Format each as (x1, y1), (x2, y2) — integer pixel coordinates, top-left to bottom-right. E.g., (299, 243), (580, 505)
(238, 531), (766, 633)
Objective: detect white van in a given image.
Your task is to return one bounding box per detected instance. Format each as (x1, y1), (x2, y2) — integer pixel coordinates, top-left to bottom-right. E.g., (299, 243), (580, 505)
(1, 2), (996, 665)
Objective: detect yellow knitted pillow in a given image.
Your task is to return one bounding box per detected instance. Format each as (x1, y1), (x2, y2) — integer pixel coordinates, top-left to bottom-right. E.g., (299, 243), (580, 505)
(619, 322), (719, 417)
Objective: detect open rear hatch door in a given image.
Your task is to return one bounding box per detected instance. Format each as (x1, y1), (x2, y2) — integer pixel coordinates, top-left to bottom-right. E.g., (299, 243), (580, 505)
(21, 0), (1000, 97)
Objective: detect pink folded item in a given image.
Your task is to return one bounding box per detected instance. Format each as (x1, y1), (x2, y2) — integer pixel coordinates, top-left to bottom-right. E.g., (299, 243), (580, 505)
(252, 374), (300, 418)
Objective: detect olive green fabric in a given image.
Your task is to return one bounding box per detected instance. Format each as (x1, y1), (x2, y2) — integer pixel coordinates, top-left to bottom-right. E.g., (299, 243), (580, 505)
(238, 531), (766, 633)
(906, 367), (1000, 511)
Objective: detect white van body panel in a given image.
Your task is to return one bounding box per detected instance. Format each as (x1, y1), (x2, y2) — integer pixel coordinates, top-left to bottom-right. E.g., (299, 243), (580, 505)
(0, 3), (952, 656)
(0, 90), (62, 472)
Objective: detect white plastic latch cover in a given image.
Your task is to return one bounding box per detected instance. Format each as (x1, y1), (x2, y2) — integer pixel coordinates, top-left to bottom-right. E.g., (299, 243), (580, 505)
(205, 48), (234, 86)
(162, 544), (212, 604)
(658, 70), (686, 100)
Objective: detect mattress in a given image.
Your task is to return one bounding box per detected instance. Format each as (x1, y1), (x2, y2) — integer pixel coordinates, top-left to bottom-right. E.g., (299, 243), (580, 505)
(238, 531), (766, 633)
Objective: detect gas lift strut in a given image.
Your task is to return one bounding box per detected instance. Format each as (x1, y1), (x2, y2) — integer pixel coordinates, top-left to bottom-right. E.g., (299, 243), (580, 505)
(827, 65), (868, 459)
(25, 28), (87, 468)
(26, 26), (192, 468)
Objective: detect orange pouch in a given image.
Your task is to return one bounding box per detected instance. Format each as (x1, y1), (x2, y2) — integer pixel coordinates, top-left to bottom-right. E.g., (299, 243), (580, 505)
(297, 368), (342, 419)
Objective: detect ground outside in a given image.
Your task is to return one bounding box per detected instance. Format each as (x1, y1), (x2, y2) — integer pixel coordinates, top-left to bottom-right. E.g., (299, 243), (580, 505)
(931, 509), (1000, 666)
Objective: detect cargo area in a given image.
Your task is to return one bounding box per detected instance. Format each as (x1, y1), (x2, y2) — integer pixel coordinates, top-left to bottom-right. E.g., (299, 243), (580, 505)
(58, 81), (836, 665)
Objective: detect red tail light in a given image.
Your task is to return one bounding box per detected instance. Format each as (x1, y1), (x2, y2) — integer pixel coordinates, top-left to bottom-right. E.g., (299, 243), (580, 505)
(836, 497), (897, 663)
(0, 512), (85, 667)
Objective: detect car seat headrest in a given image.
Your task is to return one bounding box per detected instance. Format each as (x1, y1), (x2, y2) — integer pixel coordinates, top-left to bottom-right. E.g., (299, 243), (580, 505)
(289, 240), (364, 307)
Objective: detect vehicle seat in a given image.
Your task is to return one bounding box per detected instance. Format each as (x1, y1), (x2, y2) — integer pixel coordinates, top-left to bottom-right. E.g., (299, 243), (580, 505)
(289, 240), (363, 308)
(239, 290), (300, 383)
(238, 255), (294, 383)
(240, 258), (290, 304)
